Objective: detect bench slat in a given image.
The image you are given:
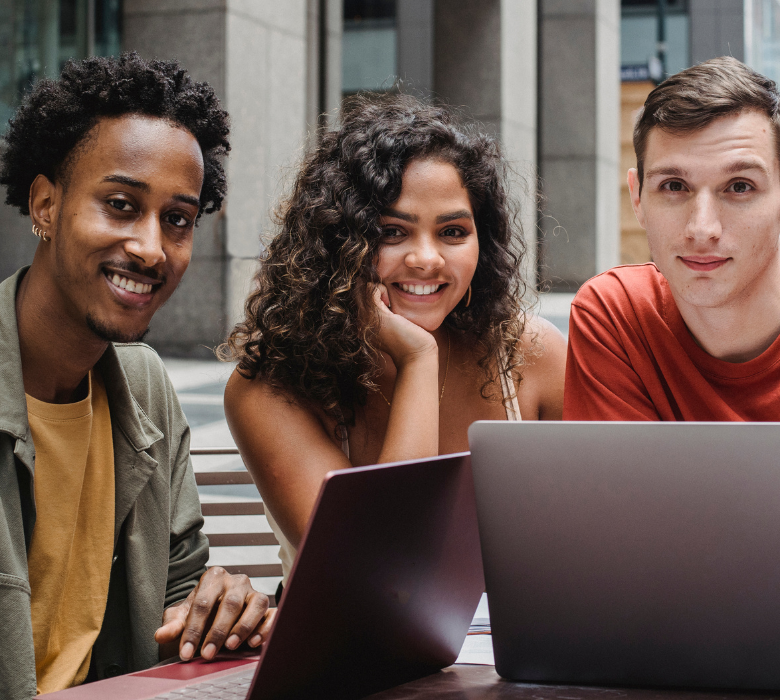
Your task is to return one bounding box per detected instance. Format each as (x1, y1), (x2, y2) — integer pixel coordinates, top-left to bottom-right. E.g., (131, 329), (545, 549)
(195, 471), (255, 486)
(202, 502), (265, 516)
(207, 532), (279, 547)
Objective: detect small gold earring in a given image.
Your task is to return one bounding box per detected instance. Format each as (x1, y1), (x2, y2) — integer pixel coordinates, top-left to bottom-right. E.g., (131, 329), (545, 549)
(32, 224), (50, 242)
(464, 284), (472, 308)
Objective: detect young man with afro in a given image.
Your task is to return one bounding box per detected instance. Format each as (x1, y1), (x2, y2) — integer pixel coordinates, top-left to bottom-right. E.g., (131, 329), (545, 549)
(0, 53), (271, 699)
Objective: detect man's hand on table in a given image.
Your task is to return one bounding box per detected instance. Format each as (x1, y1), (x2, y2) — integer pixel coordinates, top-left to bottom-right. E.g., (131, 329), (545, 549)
(154, 567), (275, 661)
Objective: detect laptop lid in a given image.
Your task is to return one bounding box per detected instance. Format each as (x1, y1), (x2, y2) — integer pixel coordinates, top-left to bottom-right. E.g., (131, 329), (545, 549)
(248, 451), (485, 700)
(46, 452), (484, 700)
(469, 421), (780, 690)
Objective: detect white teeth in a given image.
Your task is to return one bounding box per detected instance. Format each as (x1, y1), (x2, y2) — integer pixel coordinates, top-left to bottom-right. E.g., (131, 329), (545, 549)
(108, 273), (152, 294)
(400, 283), (441, 295)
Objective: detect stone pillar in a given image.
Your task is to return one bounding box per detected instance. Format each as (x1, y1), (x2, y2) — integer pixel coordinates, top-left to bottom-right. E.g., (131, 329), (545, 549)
(538, 0), (620, 292)
(690, 0), (744, 64)
(123, 0), (312, 356)
(397, 0), (434, 95)
(432, 0), (538, 287)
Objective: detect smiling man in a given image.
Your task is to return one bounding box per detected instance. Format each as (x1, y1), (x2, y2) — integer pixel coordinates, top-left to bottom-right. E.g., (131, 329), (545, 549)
(564, 57), (780, 421)
(0, 54), (270, 699)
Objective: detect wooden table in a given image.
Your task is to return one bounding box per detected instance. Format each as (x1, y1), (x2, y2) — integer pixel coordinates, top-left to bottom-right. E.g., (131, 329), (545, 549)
(367, 665), (780, 700)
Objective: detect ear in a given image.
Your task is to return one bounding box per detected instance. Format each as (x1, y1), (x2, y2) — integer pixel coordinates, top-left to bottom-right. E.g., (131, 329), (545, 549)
(627, 168), (646, 230)
(28, 174), (59, 238)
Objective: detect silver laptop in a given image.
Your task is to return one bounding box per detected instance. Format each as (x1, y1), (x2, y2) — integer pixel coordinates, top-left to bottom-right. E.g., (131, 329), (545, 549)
(469, 421), (780, 690)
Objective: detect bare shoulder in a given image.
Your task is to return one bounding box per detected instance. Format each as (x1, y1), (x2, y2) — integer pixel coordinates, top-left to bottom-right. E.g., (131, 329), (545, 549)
(519, 315), (567, 366)
(224, 367), (317, 432)
(516, 315), (567, 420)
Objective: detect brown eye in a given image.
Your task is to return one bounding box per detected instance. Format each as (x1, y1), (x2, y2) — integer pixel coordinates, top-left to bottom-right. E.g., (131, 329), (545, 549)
(669, 181), (683, 192)
(732, 182), (749, 193)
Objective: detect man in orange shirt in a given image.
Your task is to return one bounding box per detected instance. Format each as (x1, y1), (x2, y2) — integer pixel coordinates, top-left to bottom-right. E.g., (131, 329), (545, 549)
(564, 57), (780, 421)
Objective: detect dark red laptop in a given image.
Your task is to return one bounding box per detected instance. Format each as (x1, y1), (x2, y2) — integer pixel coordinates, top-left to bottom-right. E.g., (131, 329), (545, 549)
(47, 452), (484, 700)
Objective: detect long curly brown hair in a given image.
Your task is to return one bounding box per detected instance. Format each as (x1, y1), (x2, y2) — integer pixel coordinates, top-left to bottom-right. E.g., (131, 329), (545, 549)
(221, 93), (533, 425)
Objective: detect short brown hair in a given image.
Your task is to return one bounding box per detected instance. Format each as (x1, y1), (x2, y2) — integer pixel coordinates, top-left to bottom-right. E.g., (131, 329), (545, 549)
(634, 56), (780, 191)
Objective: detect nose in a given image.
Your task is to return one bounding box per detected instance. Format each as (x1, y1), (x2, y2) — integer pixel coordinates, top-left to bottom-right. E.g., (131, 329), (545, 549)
(124, 215), (166, 268)
(685, 190), (722, 244)
(404, 234), (445, 272)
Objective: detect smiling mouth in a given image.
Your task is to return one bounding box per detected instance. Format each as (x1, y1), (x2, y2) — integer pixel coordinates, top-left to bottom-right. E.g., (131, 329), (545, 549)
(103, 269), (161, 299)
(396, 283), (446, 296)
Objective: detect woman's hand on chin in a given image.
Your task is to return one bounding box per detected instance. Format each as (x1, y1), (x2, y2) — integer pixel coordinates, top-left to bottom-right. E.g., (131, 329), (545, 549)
(371, 283), (439, 367)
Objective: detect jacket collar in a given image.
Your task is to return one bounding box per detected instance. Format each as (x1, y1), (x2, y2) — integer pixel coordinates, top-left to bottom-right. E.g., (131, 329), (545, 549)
(0, 269), (32, 447)
(97, 346), (163, 453)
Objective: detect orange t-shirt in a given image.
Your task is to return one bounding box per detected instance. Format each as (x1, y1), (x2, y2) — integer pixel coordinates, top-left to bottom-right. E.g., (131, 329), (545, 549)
(563, 263), (780, 421)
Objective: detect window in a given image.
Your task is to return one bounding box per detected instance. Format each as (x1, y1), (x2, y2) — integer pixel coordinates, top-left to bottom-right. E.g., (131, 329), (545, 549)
(745, 0), (780, 85)
(621, 0), (690, 81)
(342, 0), (397, 95)
(0, 0), (122, 134)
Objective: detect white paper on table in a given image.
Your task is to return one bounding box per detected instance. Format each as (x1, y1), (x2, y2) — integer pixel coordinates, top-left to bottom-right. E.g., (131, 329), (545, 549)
(455, 634), (494, 665)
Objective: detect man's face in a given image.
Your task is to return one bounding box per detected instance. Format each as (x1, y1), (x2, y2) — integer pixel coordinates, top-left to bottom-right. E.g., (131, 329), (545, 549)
(628, 110), (780, 311)
(38, 115), (204, 343)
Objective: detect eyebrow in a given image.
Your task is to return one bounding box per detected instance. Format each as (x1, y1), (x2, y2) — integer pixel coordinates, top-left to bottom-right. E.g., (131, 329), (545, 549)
(382, 208), (418, 223)
(102, 174), (200, 208)
(381, 208), (474, 224)
(435, 210), (473, 224)
(723, 159), (770, 177)
(102, 174), (150, 192)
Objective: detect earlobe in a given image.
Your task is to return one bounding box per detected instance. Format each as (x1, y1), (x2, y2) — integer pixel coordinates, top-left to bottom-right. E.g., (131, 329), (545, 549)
(627, 168), (646, 229)
(28, 174), (59, 236)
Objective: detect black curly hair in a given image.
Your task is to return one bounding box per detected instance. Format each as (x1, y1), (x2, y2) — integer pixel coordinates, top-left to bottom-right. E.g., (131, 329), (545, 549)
(0, 51), (229, 216)
(221, 93), (532, 426)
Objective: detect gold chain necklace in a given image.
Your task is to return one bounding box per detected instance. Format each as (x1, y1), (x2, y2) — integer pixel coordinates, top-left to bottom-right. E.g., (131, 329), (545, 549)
(376, 330), (451, 408)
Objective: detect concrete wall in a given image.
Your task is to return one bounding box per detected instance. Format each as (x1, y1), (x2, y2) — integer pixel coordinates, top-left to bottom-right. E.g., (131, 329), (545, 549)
(397, 0), (434, 95)
(538, 0), (620, 292)
(432, 0), (538, 289)
(690, 0), (744, 64)
(124, 0), (312, 356)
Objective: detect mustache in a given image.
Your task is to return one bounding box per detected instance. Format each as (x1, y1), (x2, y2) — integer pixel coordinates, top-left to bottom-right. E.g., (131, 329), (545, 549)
(102, 260), (166, 284)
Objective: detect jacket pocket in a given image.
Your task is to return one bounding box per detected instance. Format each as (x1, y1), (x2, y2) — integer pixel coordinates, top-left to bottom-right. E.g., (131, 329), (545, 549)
(0, 571), (31, 596)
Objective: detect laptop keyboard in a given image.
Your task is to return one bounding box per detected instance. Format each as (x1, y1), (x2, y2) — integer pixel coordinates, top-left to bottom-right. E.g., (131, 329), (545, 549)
(150, 666), (255, 699)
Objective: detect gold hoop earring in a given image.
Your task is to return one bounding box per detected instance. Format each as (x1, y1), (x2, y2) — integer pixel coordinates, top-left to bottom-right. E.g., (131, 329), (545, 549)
(32, 224), (50, 242)
(464, 284), (472, 308)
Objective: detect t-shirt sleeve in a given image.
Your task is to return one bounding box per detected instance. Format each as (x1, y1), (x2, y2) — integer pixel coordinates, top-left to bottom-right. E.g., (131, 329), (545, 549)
(563, 295), (661, 421)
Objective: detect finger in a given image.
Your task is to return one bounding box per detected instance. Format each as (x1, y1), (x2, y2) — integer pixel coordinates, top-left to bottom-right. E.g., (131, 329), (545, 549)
(377, 282), (391, 309)
(222, 591), (270, 651)
(178, 568), (226, 661)
(154, 598), (191, 643)
(247, 607), (277, 648)
(154, 615), (186, 644)
(199, 574), (254, 660)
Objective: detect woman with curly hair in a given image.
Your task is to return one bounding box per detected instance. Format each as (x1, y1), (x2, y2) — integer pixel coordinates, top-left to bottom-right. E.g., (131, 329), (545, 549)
(222, 94), (565, 587)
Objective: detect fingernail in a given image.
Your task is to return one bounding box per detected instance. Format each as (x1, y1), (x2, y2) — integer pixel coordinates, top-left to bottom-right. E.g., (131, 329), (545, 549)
(249, 634), (263, 647)
(203, 643), (216, 659)
(180, 642), (194, 660)
(226, 634), (240, 650)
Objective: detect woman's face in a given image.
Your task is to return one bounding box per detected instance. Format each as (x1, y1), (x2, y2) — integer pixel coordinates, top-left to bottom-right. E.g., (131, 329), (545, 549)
(376, 158), (479, 332)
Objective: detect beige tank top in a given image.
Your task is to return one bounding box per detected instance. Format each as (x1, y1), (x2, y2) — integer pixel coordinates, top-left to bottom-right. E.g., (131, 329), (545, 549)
(265, 359), (522, 585)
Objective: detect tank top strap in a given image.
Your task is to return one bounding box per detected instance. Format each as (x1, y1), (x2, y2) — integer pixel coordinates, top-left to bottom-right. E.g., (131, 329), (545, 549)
(497, 348), (522, 422)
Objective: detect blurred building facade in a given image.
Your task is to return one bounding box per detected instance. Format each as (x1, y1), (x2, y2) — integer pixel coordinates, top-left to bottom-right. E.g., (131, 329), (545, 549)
(0, 0), (767, 355)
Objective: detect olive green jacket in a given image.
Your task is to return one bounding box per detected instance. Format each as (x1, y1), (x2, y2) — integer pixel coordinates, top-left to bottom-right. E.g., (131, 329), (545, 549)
(0, 268), (209, 699)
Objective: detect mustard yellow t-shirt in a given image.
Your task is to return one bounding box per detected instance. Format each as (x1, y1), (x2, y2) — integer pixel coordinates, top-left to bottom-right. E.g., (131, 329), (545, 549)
(25, 370), (115, 695)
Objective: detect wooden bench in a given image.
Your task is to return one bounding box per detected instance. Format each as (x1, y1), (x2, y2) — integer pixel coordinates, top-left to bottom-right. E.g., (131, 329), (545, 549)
(191, 447), (283, 605)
